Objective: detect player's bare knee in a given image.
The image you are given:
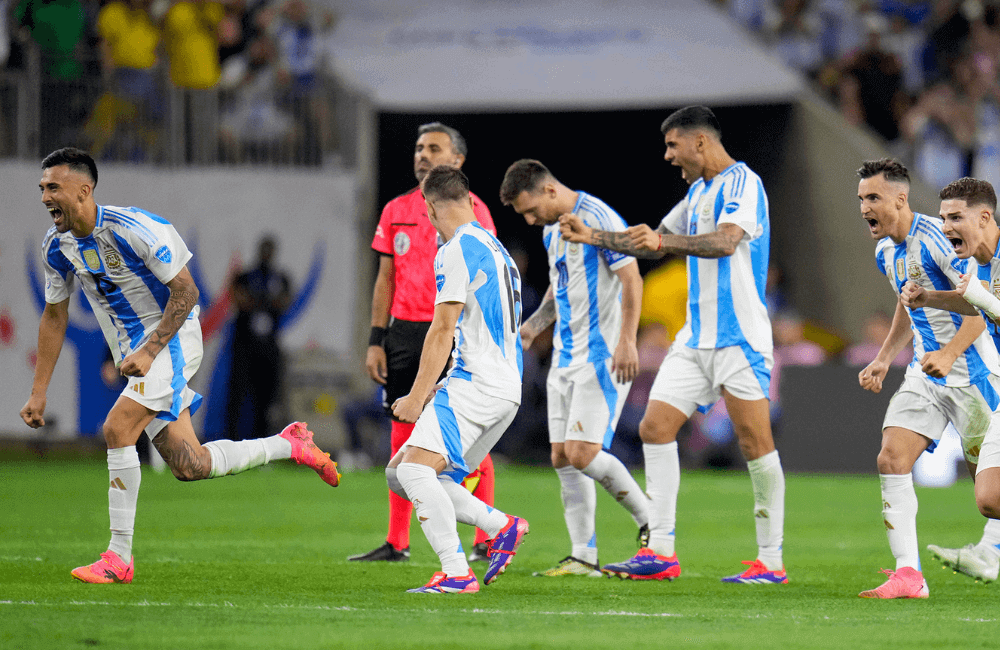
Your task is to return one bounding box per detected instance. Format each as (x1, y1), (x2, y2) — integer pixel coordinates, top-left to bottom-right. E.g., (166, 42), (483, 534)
(876, 447), (908, 475)
(638, 417), (668, 444)
(976, 485), (1000, 518)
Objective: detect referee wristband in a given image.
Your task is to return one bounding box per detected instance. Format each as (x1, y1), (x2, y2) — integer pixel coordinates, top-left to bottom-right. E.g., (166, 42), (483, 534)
(369, 326), (388, 347)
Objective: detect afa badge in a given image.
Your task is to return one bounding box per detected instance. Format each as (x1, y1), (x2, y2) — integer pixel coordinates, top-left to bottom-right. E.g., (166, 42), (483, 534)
(104, 251), (122, 272)
(907, 262), (921, 281)
(394, 232), (411, 256)
(83, 249), (101, 271)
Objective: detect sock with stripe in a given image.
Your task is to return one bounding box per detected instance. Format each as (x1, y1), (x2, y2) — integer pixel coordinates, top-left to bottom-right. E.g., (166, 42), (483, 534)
(556, 465), (597, 565)
(643, 441), (679, 557)
(396, 462), (468, 577)
(107, 446), (141, 560)
(881, 473), (921, 571)
(748, 450), (785, 570)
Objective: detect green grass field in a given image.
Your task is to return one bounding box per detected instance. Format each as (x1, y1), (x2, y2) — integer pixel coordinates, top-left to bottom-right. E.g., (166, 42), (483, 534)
(2, 458), (998, 649)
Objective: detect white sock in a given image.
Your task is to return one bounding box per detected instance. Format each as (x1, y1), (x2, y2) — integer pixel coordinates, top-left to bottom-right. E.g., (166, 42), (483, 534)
(107, 447), (141, 560)
(397, 462), (469, 577)
(881, 473), (920, 571)
(643, 442), (679, 557)
(581, 450), (649, 528)
(748, 450), (785, 570)
(978, 518), (1000, 557)
(439, 478), (508, 538)
(203, 435), (291, 478)
(556, 465), (597, 564)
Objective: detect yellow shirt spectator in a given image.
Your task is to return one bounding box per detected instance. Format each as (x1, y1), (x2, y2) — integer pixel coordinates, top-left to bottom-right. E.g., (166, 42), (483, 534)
(163, 0), (224, 89)
(97, 1), (160, 70)
(640, 257), (687, 342)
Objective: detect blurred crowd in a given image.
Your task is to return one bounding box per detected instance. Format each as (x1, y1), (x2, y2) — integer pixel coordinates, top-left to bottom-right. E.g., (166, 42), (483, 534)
(725, 0), (1000, 192)
(0, 0), (339, 163)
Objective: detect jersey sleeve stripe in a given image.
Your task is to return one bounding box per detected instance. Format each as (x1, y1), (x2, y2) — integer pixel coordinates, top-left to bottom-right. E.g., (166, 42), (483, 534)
(104, 209), (158, 246)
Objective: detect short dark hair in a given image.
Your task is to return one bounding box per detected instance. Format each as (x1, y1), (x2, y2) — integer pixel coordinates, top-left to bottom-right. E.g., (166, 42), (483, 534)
(499, 159), (553, 205)
(857, 158), (910, 186)
(939, 177), (997, 212)
(660, 106), (722, 139)
(417, 122), (467, 157)
(42, 147), (98, 187)
(422, 165), (470, 203)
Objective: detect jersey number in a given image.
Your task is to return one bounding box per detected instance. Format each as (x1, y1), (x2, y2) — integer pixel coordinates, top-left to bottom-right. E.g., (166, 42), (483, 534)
(503, 263), (521, 333)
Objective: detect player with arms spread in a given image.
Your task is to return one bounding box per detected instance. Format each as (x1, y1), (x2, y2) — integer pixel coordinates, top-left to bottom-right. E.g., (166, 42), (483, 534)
(856, 160), (999, 598)
(559, 106), (786, 584)
(20, 148), (339, 584)
(500, 159), (650, 578)
(354, 122), (499, 563)
(898, 177), (1000, 584)
(386, 165), (527, 594)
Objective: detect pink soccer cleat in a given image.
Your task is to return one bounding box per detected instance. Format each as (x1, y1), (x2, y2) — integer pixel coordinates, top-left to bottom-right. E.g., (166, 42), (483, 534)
(279, 422), (341, 487)
(858, 566), (929, 599)
(721, 559), (788, 584)
(407, 570), (480, 594)
(71, 550), (134, 584)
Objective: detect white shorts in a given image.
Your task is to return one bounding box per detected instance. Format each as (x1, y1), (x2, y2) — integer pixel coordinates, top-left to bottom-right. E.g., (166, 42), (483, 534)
(547, 359), (631, 448)
(978, 414), (1000, 474)
(122, 317), (204, 438)
(883, 374), (999, 464)
(404, 377), (518, 483)
(648, 344), (772, 416)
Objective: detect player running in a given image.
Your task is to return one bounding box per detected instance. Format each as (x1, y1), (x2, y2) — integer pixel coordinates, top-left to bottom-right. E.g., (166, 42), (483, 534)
(386, 165), (527, 594)
(20, 148), (339, 584)
(898, 177), (1000, 584)
(856, 161), (999, 599)
(559, 106), (786, 583)
(500, 159), (649, 578)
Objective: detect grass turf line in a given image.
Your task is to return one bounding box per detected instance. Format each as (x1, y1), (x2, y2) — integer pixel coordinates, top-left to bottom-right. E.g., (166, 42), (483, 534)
(1, 459), (997, 649)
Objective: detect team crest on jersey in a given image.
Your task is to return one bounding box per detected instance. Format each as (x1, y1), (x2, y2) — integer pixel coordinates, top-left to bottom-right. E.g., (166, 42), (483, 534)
(103, 251), (122, 271)
(569, 243), (580, 255)
(699, 199), (711, 218)
(82, 249), (101, 271)
(907, 263), (921, 280)
(394, 232), (411, 256)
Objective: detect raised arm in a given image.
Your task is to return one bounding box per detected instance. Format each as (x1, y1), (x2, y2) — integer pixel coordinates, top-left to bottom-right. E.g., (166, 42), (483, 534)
(559, 213), (744, 260)
(20, 298), (71, 428)
(519, 284), (555, 351)
(119, 266), (200, 377)
(392, 301), (464, 423)
(612, 261), (642, 383)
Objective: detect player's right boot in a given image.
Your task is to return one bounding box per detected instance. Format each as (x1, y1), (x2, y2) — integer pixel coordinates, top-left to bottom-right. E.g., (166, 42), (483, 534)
(279, 422), (341, 487)
(347, 542), (410, 562)
(484, 515), (529, 585)
(407, 570), (480, 594)
(71, 550), (134, 584)
(927, 543), (999, 583)
(602, 548), (681, 581)
(533, 556), (603, 577)
(858, 567), (929, 599)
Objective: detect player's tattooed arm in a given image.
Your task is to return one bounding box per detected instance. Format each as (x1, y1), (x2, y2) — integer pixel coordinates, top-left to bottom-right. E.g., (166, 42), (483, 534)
(119, 266), (199, 377)
(656, 223), (746, 259)
(520, 285), (555, 349)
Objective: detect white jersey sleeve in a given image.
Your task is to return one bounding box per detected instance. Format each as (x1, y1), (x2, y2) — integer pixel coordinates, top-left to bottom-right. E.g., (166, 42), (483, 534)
(434, 243), (469, 306)
(660, 195), (690, 235)
(41, 227), (76, 303)
(105, 207), (193, 285)
(717, 166), (765, 240)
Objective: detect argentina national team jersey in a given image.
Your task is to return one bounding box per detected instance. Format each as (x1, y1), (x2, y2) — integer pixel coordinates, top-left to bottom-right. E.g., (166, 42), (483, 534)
(435, 221), (523, 403)
(967, 237), (1000, 354)
(661, 162), (772, 355)
(41, 204), (197, 364)
(875, 212), (1000, 387)
(543, 191), (635, 368)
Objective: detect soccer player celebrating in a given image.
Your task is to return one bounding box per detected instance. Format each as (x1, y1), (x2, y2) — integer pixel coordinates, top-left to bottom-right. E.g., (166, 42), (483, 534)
(386, 165), (527, 594)
(559, 106), (786, 583)
(856, 161), (999, 598)
(354, 122), (498, 563)
(20, 148), (339, 584)
(898, 177), (1000, 583)
(500, 159), (650, 578)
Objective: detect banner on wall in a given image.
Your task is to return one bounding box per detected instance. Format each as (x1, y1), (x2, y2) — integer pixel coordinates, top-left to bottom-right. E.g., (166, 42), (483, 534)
(0, 163), (359, 438)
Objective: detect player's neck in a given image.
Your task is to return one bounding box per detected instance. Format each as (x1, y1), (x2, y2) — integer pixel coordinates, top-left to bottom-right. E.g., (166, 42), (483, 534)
(701, 149), (736, 182)
(437, 209), (475, 241)
(69, 202), (98, 238)
(974, 227), (1000, 265)
(888, 207), (914, 244)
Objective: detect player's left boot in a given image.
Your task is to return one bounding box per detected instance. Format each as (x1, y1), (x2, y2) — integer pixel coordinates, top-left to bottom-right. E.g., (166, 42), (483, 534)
(467, 542), (489, 563)
(71, 550), (134, 584)
(720, 559), (788, 584)
(858, 567), (929, 599)
(484, 515), (529, 585)
(407, 570), (480, 594)
(927, 543), (999, 583)
(533, 556), (603, 577)
(279, 422), (341, 487)
(602, 548), (681, 581)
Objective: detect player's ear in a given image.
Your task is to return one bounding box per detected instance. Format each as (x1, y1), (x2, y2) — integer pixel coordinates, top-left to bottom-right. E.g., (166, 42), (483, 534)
(453, 152), (466, 168)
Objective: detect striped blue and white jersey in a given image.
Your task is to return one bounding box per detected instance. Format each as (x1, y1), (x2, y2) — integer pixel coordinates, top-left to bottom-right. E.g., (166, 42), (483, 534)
(963, 238), (1000, 355)
(660, 162), (772, 356)
(435, 221), (523, 403)
(543, 191), (636, 368)
(41, 204), (198, 364)
(875, 212), (999, 386)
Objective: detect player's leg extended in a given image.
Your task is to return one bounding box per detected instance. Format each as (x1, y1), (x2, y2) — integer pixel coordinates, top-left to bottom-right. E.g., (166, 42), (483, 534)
(71, 395), (159, 584)
(725, 390), (786, 577)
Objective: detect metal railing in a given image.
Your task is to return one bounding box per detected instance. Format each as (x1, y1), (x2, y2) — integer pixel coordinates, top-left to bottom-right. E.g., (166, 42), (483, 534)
(0, 43), (363, 168)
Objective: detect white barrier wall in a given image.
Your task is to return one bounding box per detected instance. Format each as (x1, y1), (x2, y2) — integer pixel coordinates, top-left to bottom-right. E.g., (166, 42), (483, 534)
(0, 162), (359, 437)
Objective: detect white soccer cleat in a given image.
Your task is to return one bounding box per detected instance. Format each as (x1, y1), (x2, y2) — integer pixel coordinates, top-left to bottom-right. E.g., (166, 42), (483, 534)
(927, 543), (999, 583)
(533, 556), (603, 578)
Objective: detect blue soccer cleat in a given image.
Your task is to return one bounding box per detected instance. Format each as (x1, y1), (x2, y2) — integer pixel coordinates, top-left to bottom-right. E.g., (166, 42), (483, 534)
(484, 515), (529, 585)
(407, 570), (480, 594)
(721, 559), (788, 584)
(602, 548), (681, 581)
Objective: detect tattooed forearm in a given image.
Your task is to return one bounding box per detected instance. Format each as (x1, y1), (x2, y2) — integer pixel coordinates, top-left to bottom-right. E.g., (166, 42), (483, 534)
(590, 230), (661, 259)
(659, 231), (739, 258)
(522, 295), (556, 338)
(144, 284), (199, 358)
